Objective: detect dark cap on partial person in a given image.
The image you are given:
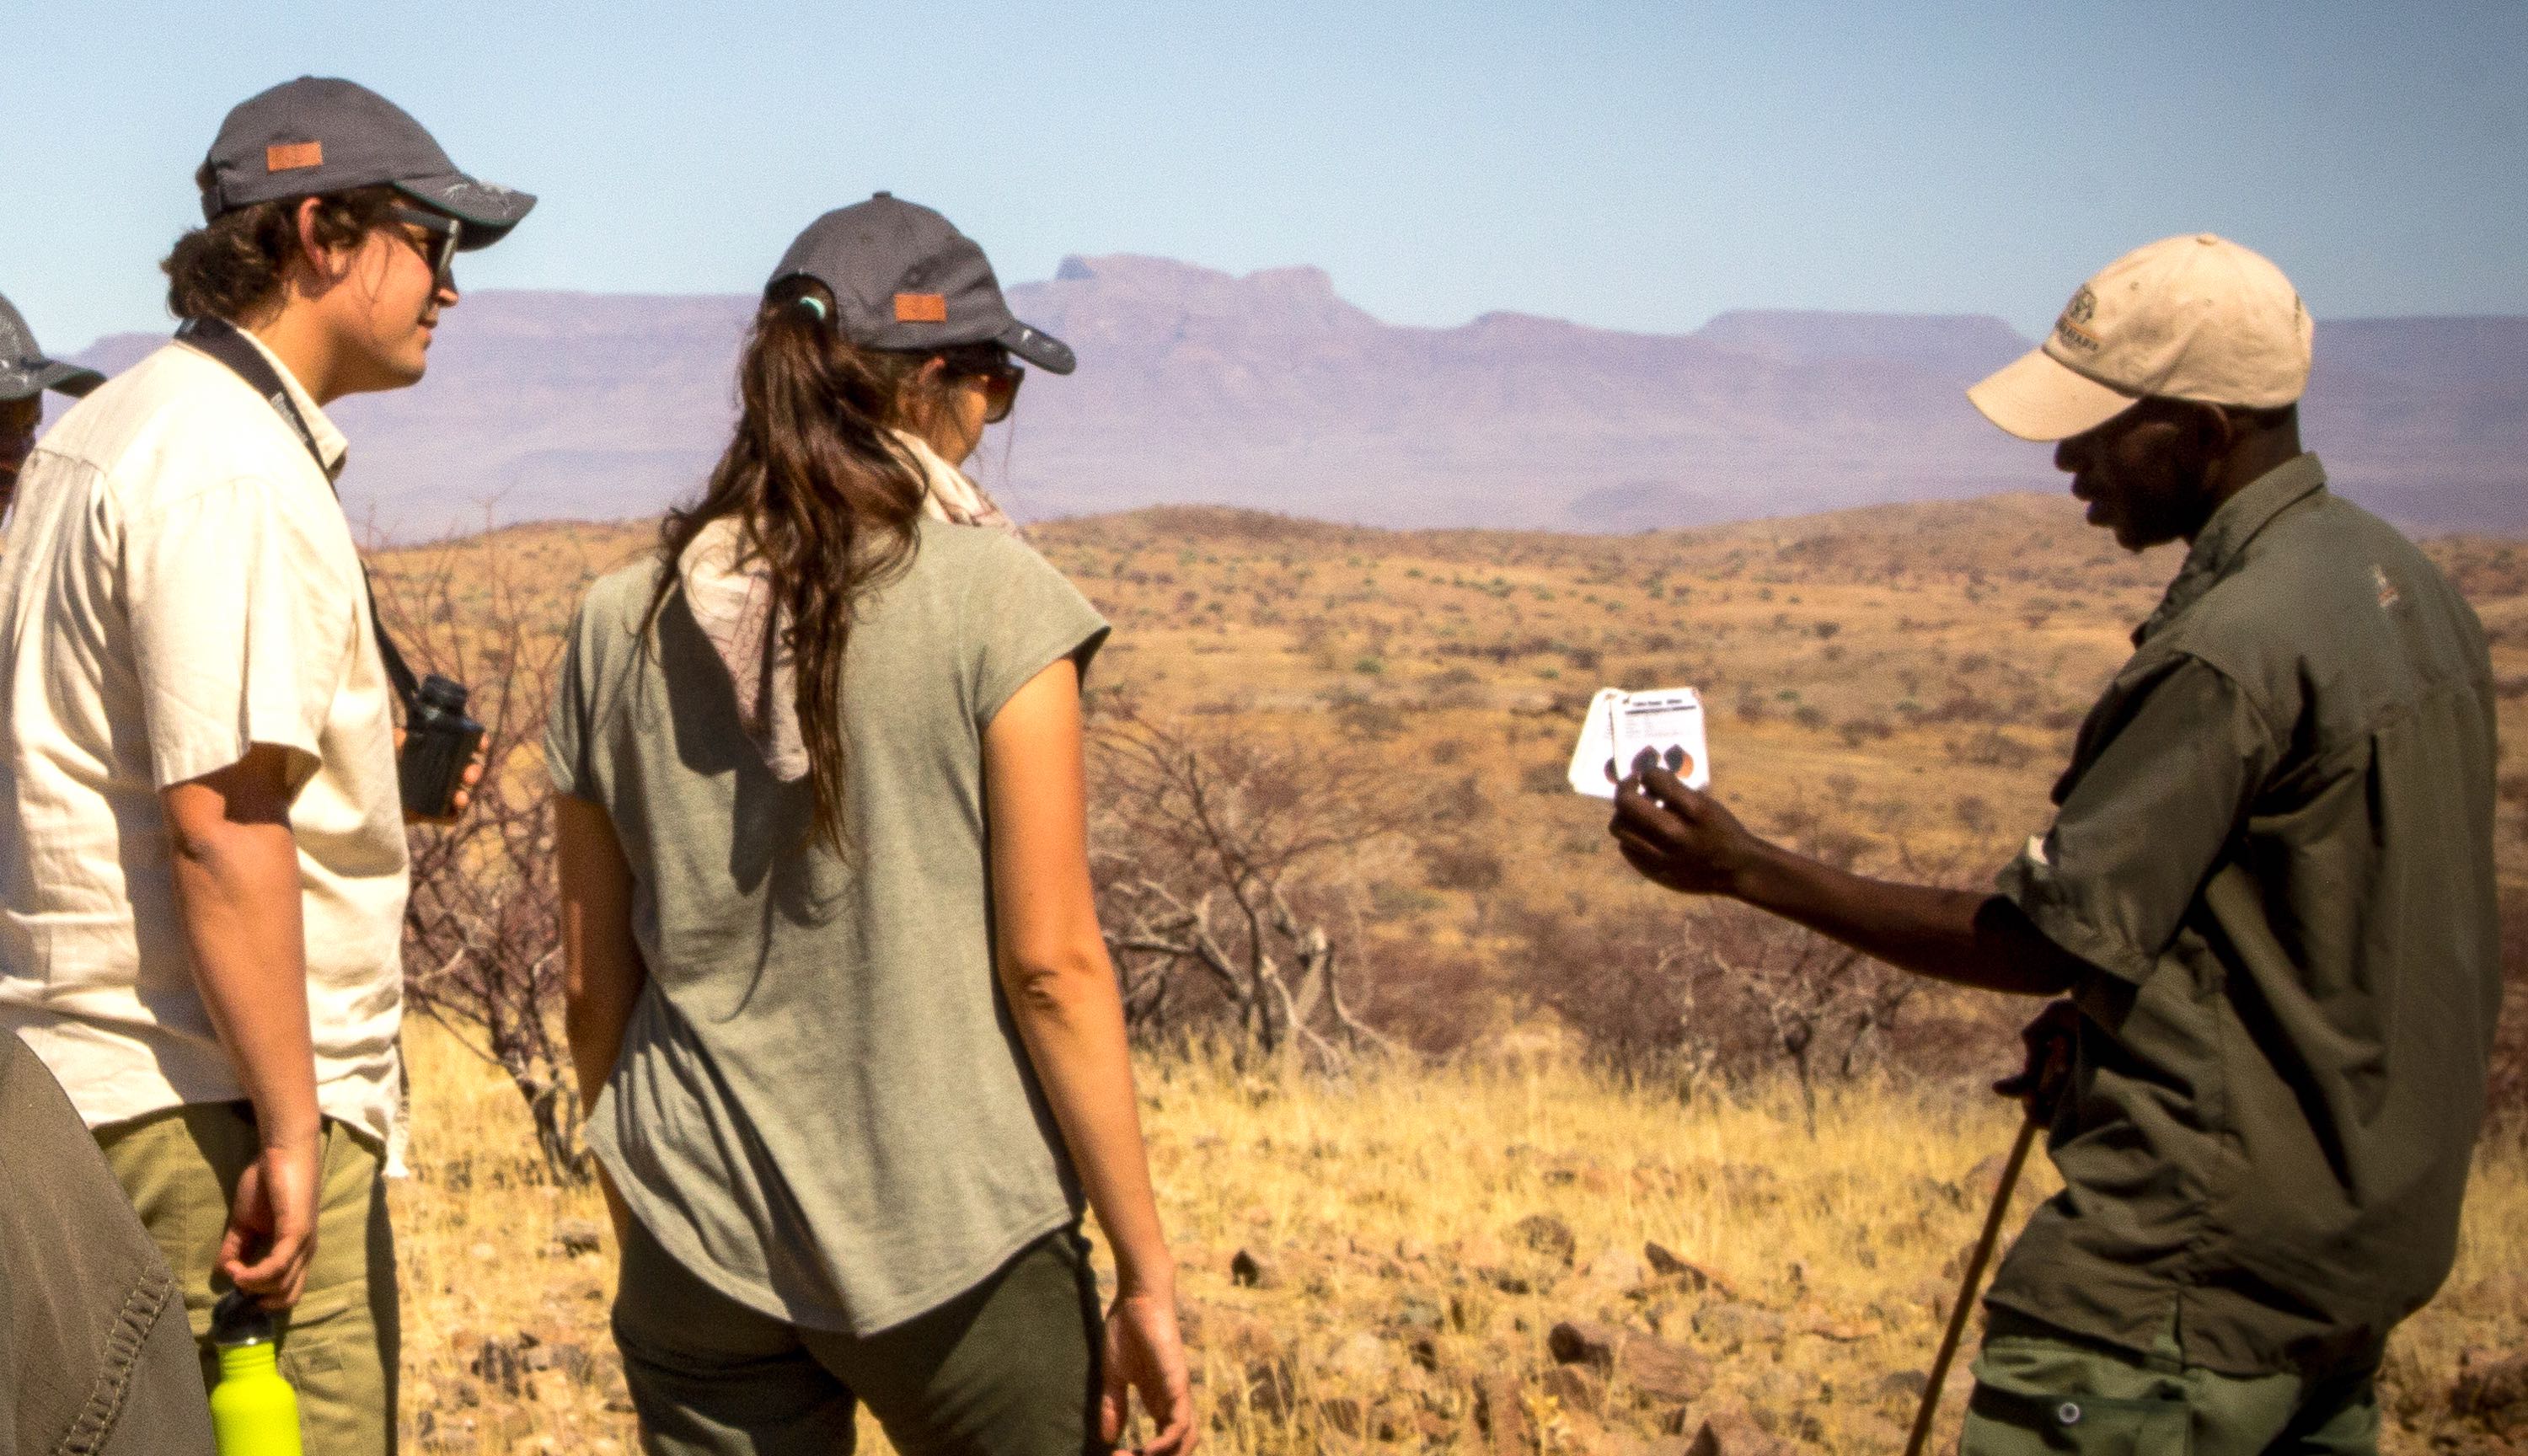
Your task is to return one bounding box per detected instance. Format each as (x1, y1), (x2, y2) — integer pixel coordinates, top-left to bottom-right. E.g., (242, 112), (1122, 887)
(769, 193), (1074, 374)
(199, 77), (536, 249)
(0, 292), (104, 403)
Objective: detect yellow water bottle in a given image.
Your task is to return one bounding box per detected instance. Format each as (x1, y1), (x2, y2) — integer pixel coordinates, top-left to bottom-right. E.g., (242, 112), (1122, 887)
(209, 1289), (303, 1456)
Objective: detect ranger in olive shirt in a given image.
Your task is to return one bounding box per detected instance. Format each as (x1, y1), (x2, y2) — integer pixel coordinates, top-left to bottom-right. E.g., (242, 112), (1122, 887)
(1608, 235), (2497, 1456)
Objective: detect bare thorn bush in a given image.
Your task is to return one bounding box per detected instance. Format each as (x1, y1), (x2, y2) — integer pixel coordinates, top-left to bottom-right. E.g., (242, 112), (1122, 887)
(1088, 704), (1434, 1071)
(378, 531), (588, 1182)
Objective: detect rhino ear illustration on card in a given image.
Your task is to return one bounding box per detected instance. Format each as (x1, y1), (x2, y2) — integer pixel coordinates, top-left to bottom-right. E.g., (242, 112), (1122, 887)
(1566, 688), (1626, 800)
(1610, 687), (1711, 791)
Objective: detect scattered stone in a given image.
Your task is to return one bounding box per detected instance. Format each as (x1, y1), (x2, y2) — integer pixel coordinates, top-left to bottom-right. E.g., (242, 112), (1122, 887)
(1802, 1316), (1880, 1342)
(1550, 1318), (1626, 1368)
(1682, 1400), (1788, 1456)
(1509, 1213), (1577, 1266)
(1583, 1244), (1648, 1293)
(550, 1219), (604, 1258)
(468, 1332), (594, 1396)
(1229, 1247), (1281, 1289)
(1875, 1369), (1931, 1403)
(1690, 1301), (1787, 1354)
(1327, 1330), (1393, 1380)
(1542, 1159), (1616, 1193)
(1394, 1289), (1447, 1331)
(1474, 1372), (1532, 1455)
(1642, 1243), (1737, 1298)
(2449, 1352), (2528, 1433)
(1548, 1319), (1711, 1404)
(1541, 1363), (1608, 1413)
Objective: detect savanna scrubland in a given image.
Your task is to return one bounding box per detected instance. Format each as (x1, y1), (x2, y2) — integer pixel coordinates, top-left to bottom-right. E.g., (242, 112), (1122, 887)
(375, 495), (2528, 1453)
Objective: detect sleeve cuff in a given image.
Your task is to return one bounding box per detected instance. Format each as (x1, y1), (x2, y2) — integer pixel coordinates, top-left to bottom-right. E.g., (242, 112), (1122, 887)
(978, 621), (1111, 727)
(153, 722), (322, 793)
(1994, 838), (2161, 988)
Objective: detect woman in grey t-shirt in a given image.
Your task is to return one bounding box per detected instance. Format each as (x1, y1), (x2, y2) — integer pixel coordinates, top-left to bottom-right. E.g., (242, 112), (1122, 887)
(549, 196), (1196, 1456)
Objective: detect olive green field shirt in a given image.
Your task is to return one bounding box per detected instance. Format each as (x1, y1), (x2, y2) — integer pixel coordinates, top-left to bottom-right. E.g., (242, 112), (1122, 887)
(1990, 455), (2500, 1378)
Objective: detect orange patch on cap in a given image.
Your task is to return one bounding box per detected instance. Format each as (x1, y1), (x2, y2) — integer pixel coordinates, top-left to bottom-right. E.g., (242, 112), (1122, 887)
(265, 142), (325, 173)
(893, 293), (948, 323)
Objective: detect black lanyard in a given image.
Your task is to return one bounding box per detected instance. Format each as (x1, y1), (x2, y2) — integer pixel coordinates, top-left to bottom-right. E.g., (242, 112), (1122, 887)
(174, 317), (424, 714)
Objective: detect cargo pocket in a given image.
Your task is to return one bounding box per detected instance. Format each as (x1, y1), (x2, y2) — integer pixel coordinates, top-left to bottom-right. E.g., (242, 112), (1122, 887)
(1963, 1378), (2191, 1455)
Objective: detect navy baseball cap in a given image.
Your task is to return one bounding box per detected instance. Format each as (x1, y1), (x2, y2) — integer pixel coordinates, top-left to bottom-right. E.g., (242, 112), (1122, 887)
(769, 193), (1074, 374)
(199, 78), (535, 249)
(0, 292), (104, 403)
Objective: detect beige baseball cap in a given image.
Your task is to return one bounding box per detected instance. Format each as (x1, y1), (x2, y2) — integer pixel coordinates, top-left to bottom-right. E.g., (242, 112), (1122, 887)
(1968, 233), (2314, 442)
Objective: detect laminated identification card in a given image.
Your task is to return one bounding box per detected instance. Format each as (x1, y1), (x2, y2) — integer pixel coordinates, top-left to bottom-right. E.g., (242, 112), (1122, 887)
(1567, 687), (1712, 799)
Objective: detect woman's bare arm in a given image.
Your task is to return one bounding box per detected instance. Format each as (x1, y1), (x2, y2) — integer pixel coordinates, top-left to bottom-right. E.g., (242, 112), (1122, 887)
(556, 794), (649, 1105)
(985, 659), (1195, 1456)
(555, 793), (649, 1241)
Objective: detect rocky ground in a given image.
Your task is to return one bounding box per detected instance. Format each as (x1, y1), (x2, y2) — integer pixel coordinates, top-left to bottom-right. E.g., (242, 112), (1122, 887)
(393, 1026), (2528, 1454)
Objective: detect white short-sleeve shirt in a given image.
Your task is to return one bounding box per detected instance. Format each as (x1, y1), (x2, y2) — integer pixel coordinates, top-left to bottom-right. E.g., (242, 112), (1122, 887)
(0, 335), (409, 1145)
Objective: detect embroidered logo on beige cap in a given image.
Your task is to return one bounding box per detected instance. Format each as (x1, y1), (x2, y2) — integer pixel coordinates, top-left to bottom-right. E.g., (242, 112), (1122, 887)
(1967, 233), (2314, 442)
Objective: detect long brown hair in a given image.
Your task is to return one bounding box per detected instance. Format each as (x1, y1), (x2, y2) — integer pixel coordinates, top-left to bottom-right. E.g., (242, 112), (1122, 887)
(653, 276), (948, 852)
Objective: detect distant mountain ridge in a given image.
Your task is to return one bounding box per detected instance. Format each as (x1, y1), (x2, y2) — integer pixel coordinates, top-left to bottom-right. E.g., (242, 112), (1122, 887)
(67, 258), (2528, 538)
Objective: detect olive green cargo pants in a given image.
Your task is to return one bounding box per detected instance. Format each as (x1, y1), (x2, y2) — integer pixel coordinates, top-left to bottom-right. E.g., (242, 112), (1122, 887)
(96, 1104), (399, 1456)
(1962, 1310), (2380, 1455)
(610, 1216), (1105, 1456)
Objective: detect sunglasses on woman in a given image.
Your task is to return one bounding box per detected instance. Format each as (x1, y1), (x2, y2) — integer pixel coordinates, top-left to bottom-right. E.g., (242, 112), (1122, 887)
(390, 206), (463, 293)
(938, 348), (1024, 426)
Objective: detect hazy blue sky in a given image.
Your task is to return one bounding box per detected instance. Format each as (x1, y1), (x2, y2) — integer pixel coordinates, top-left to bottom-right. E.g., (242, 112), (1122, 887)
(5, 1), (2522, 351)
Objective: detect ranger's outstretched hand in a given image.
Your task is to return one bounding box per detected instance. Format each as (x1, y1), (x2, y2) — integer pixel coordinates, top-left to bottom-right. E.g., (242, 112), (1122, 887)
(1609, 764), (1759, 897)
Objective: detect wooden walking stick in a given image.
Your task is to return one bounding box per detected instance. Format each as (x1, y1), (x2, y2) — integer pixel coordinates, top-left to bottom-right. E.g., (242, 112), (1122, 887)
(1901, 998), (2077, 1456)
(1901, 1111), (2039, 1456)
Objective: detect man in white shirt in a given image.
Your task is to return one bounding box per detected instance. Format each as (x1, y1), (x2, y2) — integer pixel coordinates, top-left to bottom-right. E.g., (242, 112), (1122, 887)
(0, 78), (530, 1454)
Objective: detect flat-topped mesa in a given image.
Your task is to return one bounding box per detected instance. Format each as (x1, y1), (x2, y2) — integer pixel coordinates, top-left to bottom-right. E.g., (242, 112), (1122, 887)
(1022, 254), (1380, 343)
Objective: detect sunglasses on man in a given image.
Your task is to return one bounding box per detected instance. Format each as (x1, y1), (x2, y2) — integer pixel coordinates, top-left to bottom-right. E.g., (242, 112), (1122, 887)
(391, 206), (463, 293)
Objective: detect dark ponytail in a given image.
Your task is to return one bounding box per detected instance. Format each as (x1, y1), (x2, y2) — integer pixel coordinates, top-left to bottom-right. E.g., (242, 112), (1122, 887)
(651, 276), (932, 853)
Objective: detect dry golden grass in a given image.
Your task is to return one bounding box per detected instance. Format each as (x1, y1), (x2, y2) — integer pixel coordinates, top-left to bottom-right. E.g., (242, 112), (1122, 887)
(395, 1020), (2528, 1453)
(379, 495), (2528, 1451)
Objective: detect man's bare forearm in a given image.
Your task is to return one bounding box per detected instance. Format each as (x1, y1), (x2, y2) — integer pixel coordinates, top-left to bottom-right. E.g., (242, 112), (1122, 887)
(166, 763), (319, 1146)
(1730, 841), (2079, 997)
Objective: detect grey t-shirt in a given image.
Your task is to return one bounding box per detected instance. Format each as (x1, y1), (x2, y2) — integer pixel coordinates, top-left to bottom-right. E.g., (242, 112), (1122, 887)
(546, 520), (1110, 1334)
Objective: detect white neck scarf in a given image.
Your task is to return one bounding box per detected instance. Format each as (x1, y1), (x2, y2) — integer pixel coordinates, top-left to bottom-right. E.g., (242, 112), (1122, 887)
(676, 428), (1021, 780)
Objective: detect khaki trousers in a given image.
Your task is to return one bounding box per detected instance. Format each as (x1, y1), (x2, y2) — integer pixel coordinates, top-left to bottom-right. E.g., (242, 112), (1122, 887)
(95, 1104), (399, 1456)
